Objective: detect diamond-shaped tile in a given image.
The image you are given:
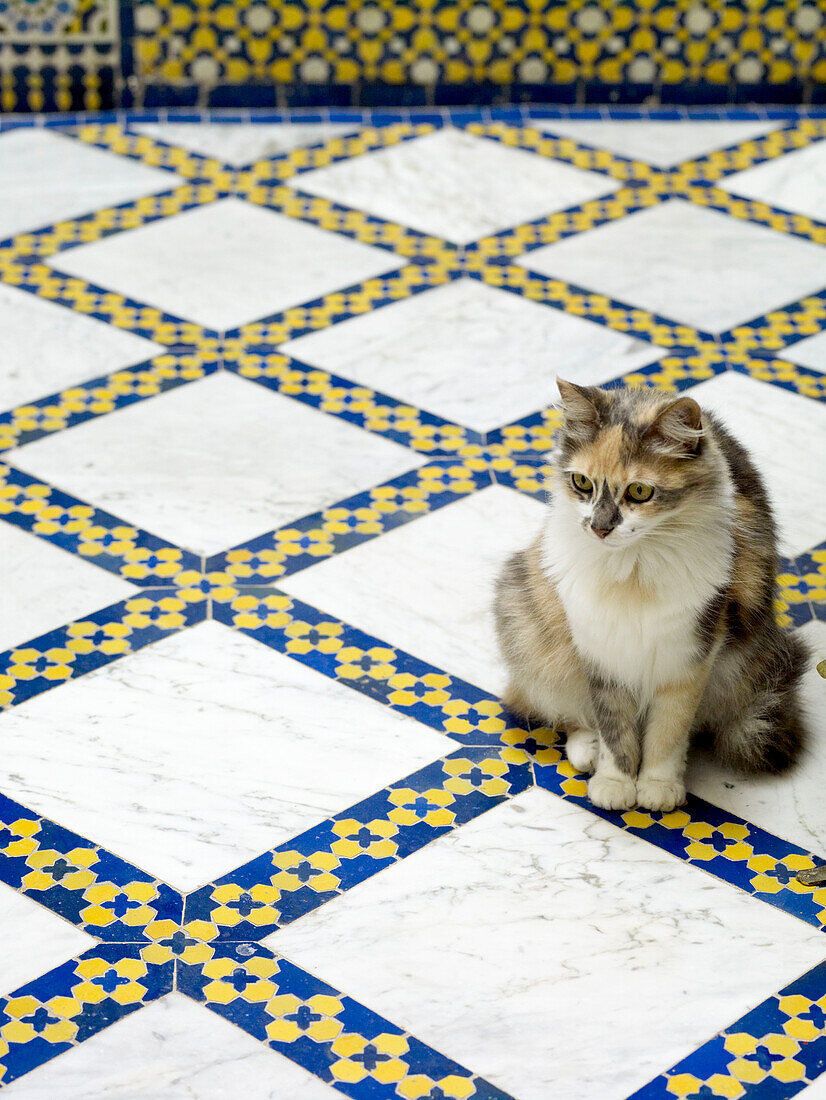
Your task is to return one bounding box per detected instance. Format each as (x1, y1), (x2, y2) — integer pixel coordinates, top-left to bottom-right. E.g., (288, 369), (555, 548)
(0, 621), (451, 891)
(0, 885), (95, 995)
(297, 127), (619, 245)
(517, 198), (826, 333)
(133, 121), (359, 166)
(0, 129), (182, 240)
(48, 197), (402, 331)
(688, 371), (826, 556)
(9, 371), (419, 557)
(272, 787), (826, 1100)
(0, 282), (163, 410)
(720, 138), (826, 221)
(281, 277), (665, 432)
(282, 485), (549, 693)
(783, 329), (826, 372)
(6, 992), (336, 1098)
(534, 119), (780, 167)
(688, 620), (826, 855)
(0, 521), (135, 654)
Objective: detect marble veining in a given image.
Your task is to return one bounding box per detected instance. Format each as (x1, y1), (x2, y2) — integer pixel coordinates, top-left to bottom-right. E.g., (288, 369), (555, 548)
(0, 109), (824, 1100)
(9, 371), (420, 557)
(47, 197), (402, 331)
(0, 522), (135, 654)
(5, 993), (337, 1099)
(0, 886), (95, 996)
(272, 788), (826, 1100)
(282, 485), (550, 695)
(297, 126), (620, 244)
(281, 277), (664, 432)
(0, 129), (183, 240)
(0, 282), (164, 411)
(686, 371), (826, 557)
(518, 198), (826, 333)
(0, 621), (450, 891)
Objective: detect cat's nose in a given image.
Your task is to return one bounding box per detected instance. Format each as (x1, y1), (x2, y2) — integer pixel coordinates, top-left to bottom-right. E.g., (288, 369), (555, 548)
(591, 525), (612, 539)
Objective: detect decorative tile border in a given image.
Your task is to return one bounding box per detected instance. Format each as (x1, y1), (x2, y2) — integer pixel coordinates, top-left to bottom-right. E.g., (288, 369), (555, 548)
(185, 747), (532, 939)
(0, 462), (202, 586)
(179, 944), (514, 1100)
(0, 791), (181, 941)
(0, 107), (825, 1097)
(0, 946), (174, 1088)
(0, 589), (206, 711)
(630, 960), (826, 1100)
(126, 4), (826, 107)
(206, 462), (489, 585)
(0, 352), (217, 453)
(0, 0), (120, 115)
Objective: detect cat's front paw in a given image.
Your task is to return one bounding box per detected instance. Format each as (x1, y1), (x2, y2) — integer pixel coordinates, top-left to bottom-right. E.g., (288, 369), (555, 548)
(636, 776), (686, 813)
(588, 774), (636, 811)
(565, 728), (599, 773)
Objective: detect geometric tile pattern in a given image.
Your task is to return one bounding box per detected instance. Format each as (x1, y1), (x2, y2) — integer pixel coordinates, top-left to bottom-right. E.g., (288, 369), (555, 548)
(129, 2), (826, 105)
(0, 108), (824, 1097)
(4, 2), (826, 113)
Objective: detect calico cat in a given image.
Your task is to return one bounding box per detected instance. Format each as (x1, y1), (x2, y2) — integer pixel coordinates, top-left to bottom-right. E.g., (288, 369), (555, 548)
(495, 379), (809, 812)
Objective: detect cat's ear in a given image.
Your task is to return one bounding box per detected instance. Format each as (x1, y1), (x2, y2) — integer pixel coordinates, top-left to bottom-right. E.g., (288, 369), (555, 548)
(645, 396), (703, 457)
(556, 379), (603, 438)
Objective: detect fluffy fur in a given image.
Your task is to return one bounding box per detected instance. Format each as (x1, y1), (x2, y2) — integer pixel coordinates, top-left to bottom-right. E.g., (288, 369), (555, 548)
(495, 380), (809, 812)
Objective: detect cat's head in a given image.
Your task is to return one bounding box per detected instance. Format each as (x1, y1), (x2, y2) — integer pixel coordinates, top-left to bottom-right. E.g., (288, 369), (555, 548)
(551, 379), (718, 549)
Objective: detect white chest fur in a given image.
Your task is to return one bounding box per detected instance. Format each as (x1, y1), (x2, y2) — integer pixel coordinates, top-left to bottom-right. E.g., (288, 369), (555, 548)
(541, 502), (733, 698)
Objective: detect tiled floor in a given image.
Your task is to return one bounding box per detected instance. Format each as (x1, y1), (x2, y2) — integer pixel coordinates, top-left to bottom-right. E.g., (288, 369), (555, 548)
(0, 108), (824, 1099)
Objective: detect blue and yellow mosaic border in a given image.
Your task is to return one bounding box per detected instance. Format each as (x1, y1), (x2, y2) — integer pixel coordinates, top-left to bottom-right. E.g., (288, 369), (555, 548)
(0, 107), (825, 1095)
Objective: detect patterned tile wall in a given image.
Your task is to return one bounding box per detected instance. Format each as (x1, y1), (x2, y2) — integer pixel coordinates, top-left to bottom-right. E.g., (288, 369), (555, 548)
(2, 0), (826, 113)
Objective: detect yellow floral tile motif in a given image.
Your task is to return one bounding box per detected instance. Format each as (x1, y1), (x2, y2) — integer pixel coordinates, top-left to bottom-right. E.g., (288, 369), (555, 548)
(0, 355), (212, 453)
(141, 919), (218, 966)
(329, 1031), (409, 1085)
(130, 1), (826, 89)
(331, 818), (399, 862)
(724, 1031), (806, 1086)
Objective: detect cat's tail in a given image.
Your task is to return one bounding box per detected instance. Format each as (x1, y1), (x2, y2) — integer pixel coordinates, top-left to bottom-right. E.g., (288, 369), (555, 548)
(712, 630), (810, 775)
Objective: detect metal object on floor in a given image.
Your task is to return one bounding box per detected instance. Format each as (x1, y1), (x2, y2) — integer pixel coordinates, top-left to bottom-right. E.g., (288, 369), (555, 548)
(797, 864), (826, 886)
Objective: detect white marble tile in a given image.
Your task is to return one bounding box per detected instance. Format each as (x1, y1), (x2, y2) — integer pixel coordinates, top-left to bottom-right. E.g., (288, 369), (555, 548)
(272, 787), (826, 1100)
(0, 129), (182, 240)
(686, 371), (826, 556)
(782, 328), (826, 372)
(281, 277), (664, 432)
(282, 485), (548, 694)
(0, 282), (163, 411)
(0, 521), (135, 653)
(9, 371), (419, 557)
(720, 137), (826, 222)
(0, 885), (94, 995)
(6, 992), (336, 1098)
(803, 1070), (826, 1098)
(48, 197), (401, 332)
(297, 127), (619, 245)
(534, 120), (780, 167)
(688, 620), (826, 856)
(0, 620), (451, 892)
(518, 198), (826, 333)
(133, 121), (359, 166)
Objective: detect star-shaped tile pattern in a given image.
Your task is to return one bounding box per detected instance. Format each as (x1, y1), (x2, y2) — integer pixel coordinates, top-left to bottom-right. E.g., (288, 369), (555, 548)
(0, 107), (824, 1100)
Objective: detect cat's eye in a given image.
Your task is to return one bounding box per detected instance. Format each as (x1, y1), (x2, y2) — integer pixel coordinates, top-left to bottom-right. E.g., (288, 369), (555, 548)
(571, 472), (593, 494)
(625, 482), (654, 503)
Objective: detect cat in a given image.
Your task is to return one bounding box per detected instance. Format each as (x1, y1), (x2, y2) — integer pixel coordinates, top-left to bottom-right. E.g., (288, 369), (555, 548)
(494, 379), (809, 813)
